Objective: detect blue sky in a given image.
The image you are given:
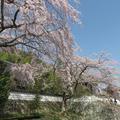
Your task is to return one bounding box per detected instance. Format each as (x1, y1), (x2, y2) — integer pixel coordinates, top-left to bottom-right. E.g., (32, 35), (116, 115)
(72, 0), (120, 60)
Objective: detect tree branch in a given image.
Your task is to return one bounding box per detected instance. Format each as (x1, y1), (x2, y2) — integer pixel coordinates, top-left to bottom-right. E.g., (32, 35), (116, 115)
(12, 9), (20, 27)
(1, 0), (4, 28)
(0, 34), (25, 47)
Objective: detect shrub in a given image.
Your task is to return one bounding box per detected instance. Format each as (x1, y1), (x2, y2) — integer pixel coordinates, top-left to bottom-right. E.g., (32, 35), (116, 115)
(0, 73), (11, 114)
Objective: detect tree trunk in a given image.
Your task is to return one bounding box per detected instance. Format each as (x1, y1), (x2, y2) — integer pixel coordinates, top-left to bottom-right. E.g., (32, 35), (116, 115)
(61, 92), (67, 112)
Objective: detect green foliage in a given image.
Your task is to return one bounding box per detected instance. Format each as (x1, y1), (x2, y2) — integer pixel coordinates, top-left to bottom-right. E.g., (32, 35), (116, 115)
(41, 70), (63, 95)
(0, 112), (43, 120)
(0, 73), (11, 114)
(0, 51), (33, 64)
(19, 51), (33, 64)
(30, 94), (41, 113)
(74, 84), (92, 98)
(29, 79), (41, 113)
(0, 52), (18, 63)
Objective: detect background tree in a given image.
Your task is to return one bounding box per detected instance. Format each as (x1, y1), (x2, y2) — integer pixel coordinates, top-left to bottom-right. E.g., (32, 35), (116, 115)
(58, 52), (120, 112)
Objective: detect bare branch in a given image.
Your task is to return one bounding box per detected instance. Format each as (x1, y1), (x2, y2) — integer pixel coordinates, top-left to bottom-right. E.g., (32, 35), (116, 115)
(0, 34), (25, 47)
(12, 9), (20, 27)
(1, 0), (4, 28)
